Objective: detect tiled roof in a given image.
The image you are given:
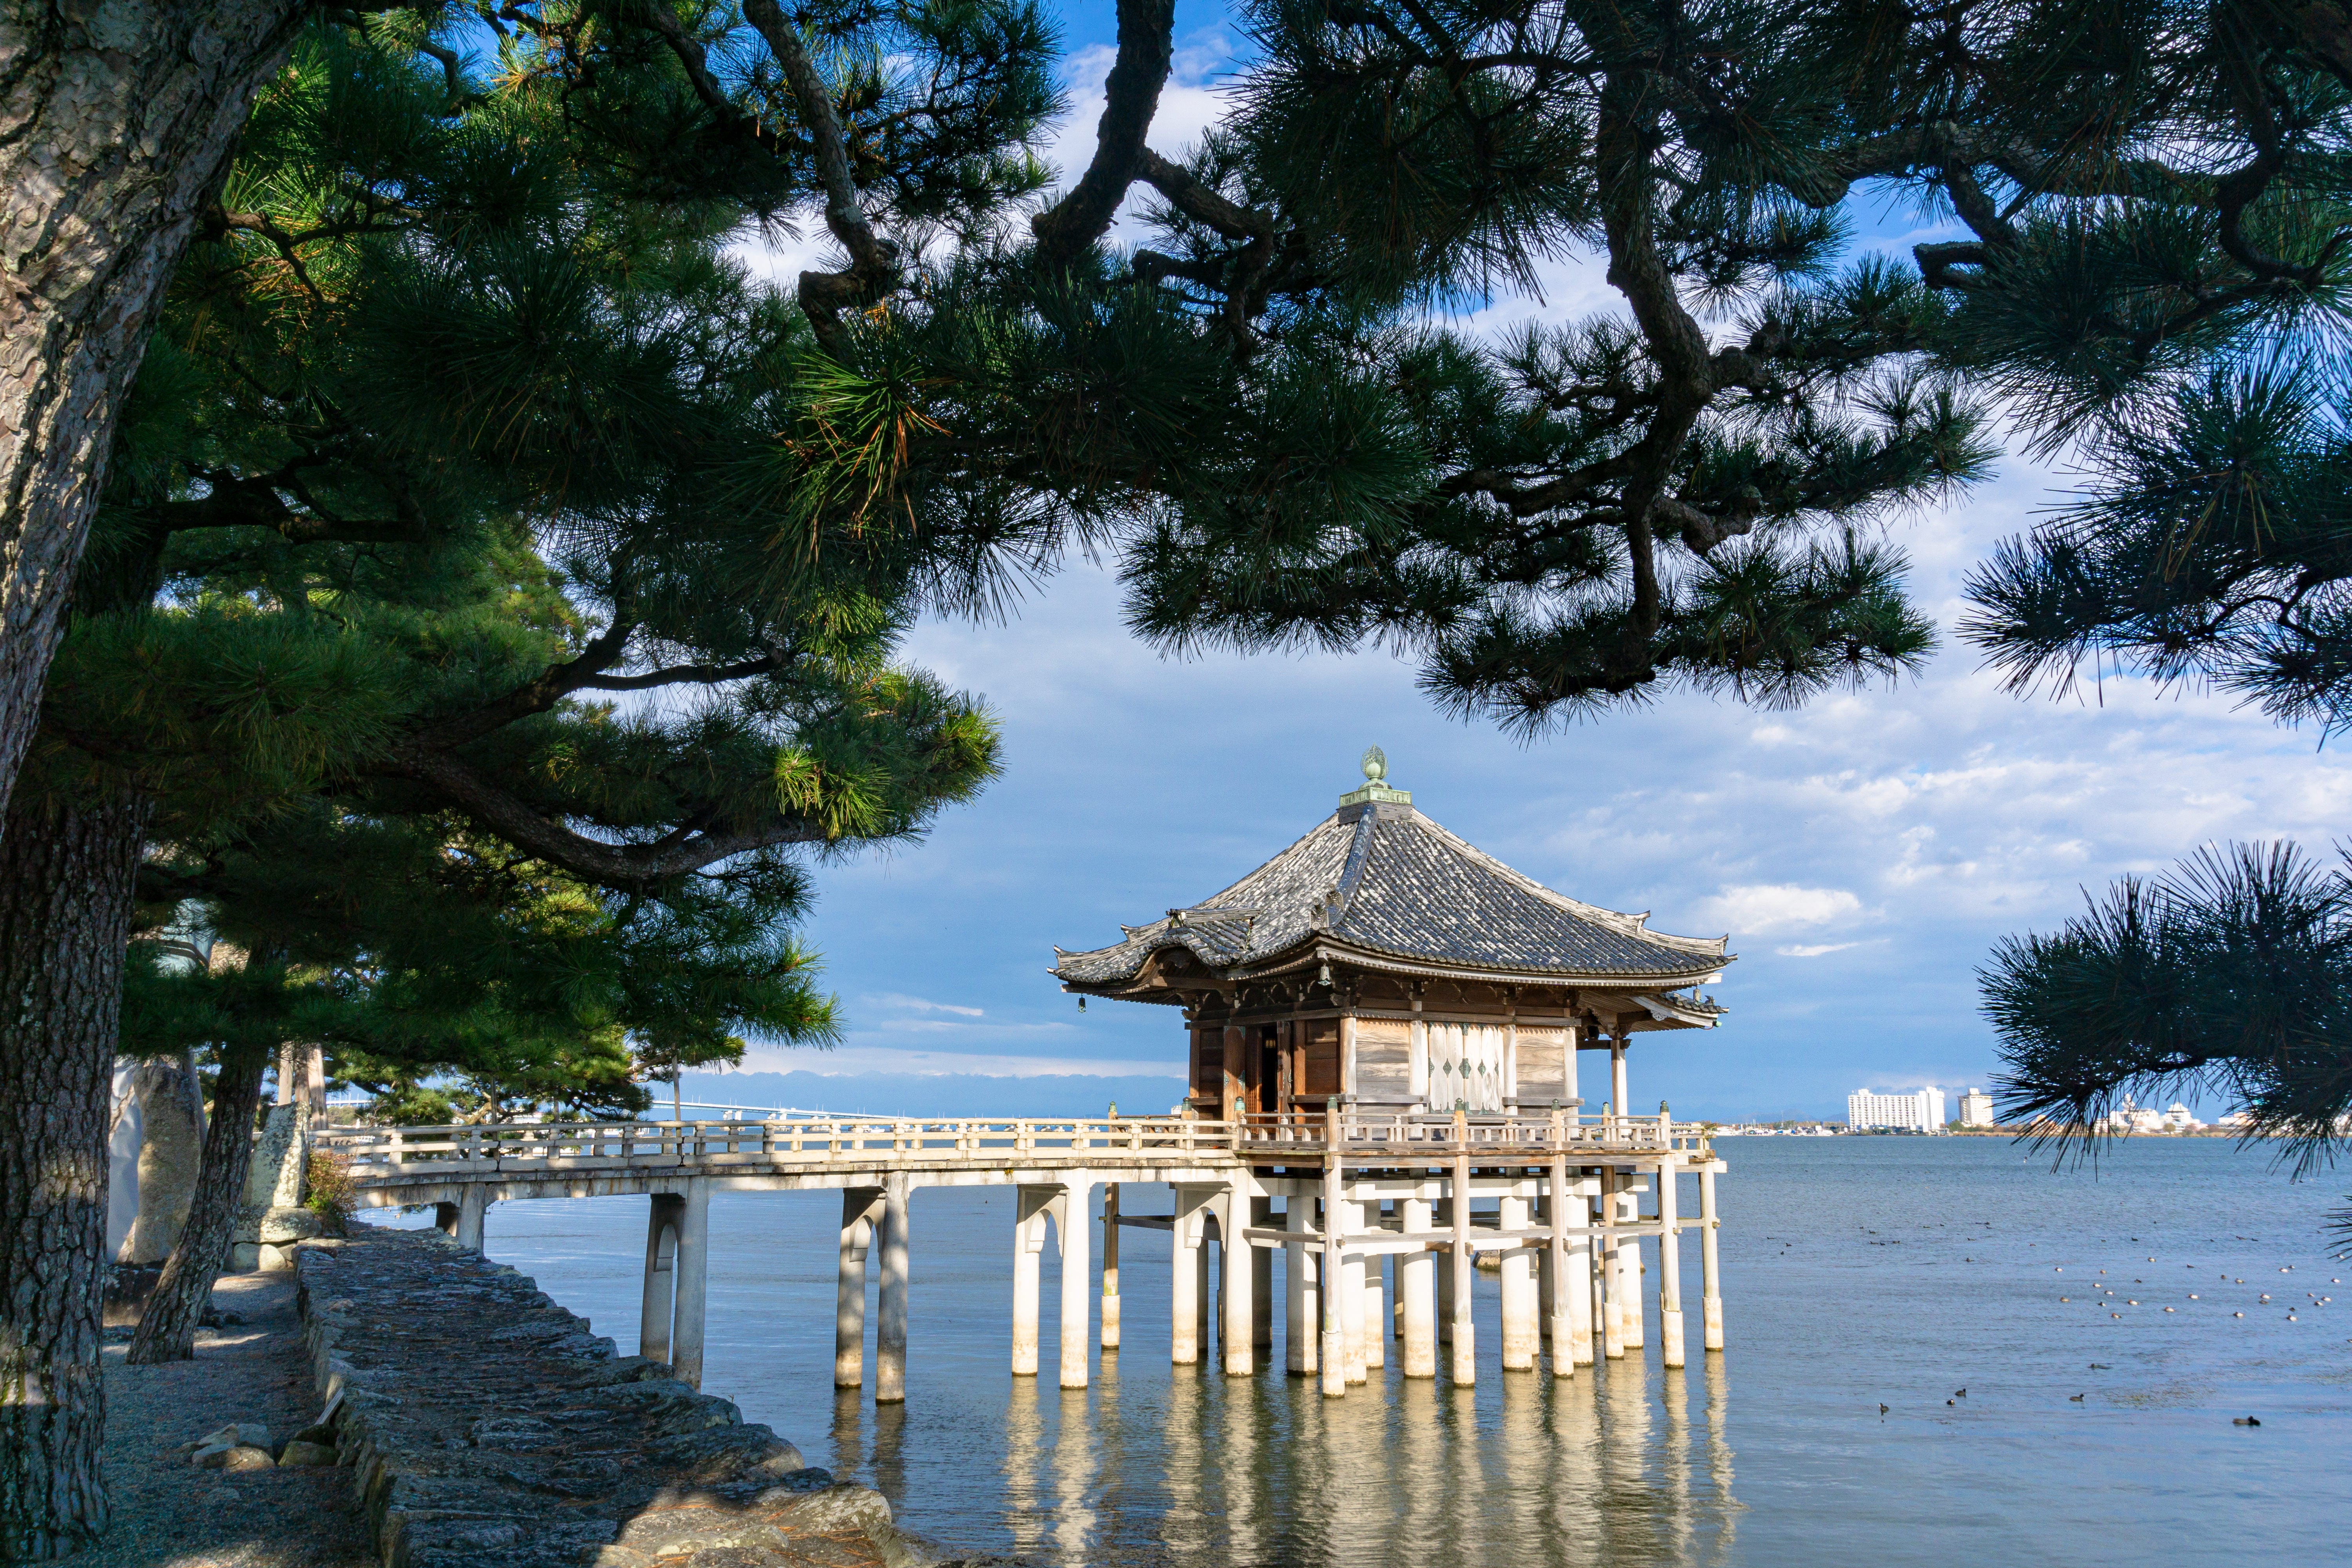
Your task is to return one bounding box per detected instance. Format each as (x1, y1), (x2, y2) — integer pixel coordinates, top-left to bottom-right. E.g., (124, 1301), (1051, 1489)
(1053, 802), (1730, 988)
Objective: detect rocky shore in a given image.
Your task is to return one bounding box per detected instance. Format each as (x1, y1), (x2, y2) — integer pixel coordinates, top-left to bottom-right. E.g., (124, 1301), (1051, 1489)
(294, 1228), (1002, 1568)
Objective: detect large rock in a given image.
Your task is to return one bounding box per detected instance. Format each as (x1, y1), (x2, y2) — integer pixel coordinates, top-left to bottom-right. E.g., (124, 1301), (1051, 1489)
(259, 1206), (323, 1245)
(124, 1058), (205, 1265)
(234, 1103), (308, 1243)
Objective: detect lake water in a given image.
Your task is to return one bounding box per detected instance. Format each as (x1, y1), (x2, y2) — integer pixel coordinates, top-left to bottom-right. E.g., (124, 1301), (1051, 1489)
(366, 1137), (2352, 1566)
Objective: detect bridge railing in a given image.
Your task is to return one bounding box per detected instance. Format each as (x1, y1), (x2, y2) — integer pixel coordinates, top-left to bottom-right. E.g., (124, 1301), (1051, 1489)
(1238, 1109), (1711, 1158)
(314, 1116), (1242, 1174)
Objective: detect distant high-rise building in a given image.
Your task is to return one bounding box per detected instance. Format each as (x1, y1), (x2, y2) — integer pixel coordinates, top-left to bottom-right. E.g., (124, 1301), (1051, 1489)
(1847, 1086), (1947, 1131)
(1958, 1087), (1995, 1127)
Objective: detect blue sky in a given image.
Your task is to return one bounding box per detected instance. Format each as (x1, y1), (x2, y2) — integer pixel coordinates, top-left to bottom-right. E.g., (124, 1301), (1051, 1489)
(690, 10), (2352, 1122)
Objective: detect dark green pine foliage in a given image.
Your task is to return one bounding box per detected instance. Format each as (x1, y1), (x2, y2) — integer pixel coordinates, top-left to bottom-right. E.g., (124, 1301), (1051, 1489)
(1981, 844), (2352, 1179)
(1928, 4), (2352, 1168)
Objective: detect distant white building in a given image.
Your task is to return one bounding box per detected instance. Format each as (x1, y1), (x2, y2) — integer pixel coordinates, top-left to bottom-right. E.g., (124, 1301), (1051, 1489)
(1958, 1087), (1996, 1127)
(2100, 1097), (2205, 1133)
(1847, 1086), (1947, 1131)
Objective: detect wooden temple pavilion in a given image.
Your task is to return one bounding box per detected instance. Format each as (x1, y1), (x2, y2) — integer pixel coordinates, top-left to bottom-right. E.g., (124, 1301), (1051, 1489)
(1052, 747), (1731, 1125)
(1050, 750), (1736, 1389)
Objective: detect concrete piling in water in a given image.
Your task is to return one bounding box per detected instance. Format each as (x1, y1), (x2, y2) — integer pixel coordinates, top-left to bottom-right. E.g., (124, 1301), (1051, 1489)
(837, 1187), (884, 1387)
(875, 1178), (909, 1403)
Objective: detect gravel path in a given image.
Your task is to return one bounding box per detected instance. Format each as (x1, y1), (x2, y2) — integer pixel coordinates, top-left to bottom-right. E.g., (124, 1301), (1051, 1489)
(74, 1270), (375, 1568)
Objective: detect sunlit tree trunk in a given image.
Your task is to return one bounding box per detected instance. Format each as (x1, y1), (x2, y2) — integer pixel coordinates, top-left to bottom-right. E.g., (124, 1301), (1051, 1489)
(0, 1), (306, 832)
(0, 787), (149, 1559)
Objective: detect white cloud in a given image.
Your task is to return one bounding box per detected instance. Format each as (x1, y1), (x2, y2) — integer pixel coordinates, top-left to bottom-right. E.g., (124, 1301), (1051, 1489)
(1697, 884), (1864, 935)
(1777, 942), (1867, 958)
(864, 993), (985, 1018)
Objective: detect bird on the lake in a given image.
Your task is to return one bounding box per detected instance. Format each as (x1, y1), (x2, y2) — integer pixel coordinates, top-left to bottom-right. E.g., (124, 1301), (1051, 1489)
(1878, 1403), (1889, 1415)
(1946, 1399), (1955, 1406)
(1953, 1388), (1967, 1397)
(2070, 1394), (2085, 1402)
(2090, 1363), (2111, 1369)
(2233, 1417), (2261, 1426)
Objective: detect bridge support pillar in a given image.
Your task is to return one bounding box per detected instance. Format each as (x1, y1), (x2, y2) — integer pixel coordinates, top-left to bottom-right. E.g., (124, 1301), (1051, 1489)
(1171, 1187), (1202, 1365)
(1616, 1167), (1644, 1350)
(1250, 1197), (1273, 1349)
(1320, 1171), (1345, 1398)
(1283, 1196), (1316, 1376)
(1566, 1178), (1596, 1367)
(1500, 1194), (1537, 1370)
(639, 1192), (681, 1367)
(1658, 1159), (1685, 1370)
(1401, 1196), (1436, 1378)
(1700, 1163), (1724, 1352)
(875, 1176), (909, 1403)
(672, 1183), (711, 1389)
(836, 1188), (884, 1387)
(1435, 1197), (1454, 1345)
(1450, 1151), (1475, 1387)
(1218, 1186), (1253, 1377)
(1058, 1178), (1092, 1389)
(1100, 1183), (1121, 1351)
(1601, 1170), (1626, 1361)
(1011, 1186), (1052, 1376)
(436, 1187), (487, 1253)
(1337, 1201), (1367, 1385)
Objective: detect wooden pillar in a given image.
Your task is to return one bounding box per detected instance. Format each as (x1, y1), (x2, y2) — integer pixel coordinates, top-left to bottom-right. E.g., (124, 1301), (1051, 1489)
(1617, 1165), (1644, 1350)
(1221, 1021), (1245, 1124)
(1363, 1248), (1386, 1370)
(670, 1181), (711, 1390)
(1499, 1192), (1537, 1370)
(1401, 1195), (1436, 1377)
(1221, 1187), (1254, 1376)
(1450, 1117), (1475, 1387)
(1172, 1188), (1201, 1365)
(1700, 1163), (1725, 1351)
(1100, 1182), (1122, 1350)
(1012, 1187), (1049, 1376)
(639, 1192), (681, 1366)
(1537, 1193), (1555, 1338)
(1547, 1141), (1574, 1377)
(1283, 1194), (1316, 1375)
(836, 1188), (883, 1387)
(1338, 1200), (1367, 1384)
(875, 1177), (909, 1403)
(1320, 1105), (1346, 1396)
(1657, 1150), (1685, 1370)
(1059, 1179), (1093, 1389)
(1251, 1196), (1274, 1348)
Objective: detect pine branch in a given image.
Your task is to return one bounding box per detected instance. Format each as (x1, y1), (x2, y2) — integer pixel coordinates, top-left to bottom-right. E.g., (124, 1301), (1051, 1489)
(1030, 0), (1175, 269)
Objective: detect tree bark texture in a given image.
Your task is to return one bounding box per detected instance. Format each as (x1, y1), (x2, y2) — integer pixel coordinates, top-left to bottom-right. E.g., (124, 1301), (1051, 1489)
(0, 785), (149, 1560)
(0, 1), (309, 832)
(124, 1039), (264, 1368)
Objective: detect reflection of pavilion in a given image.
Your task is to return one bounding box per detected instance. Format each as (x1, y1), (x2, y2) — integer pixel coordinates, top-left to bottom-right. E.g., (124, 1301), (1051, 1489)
(1053, 751), (1735, 1389)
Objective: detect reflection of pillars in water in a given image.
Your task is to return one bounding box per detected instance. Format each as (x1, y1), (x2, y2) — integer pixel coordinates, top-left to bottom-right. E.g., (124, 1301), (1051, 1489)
(870, 1397), (909, 1510)
(1600, 1352), (1653, 1538)
(1500, 1344), (1545, 1557)
(1161, 1361), (1208, 1560)
(1218, 1340), (1260, 1553)
(1663, 1357), (1692, 1566)
(829, 1385), (864, 1486)
(1002, 1376), (1045, 1561)
(1546, 1332), (1605, 1564)
(1398, 1376), (1444, 1559)
(1051, 1383), (1096, 1563)
(1702, 1346), (1737, 1566)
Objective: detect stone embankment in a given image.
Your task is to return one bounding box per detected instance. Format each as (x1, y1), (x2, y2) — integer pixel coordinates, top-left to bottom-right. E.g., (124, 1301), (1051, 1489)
(295, 1229), (1000, 1568)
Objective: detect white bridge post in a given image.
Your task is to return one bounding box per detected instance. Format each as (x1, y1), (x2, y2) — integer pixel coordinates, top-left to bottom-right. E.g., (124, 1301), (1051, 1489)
(1219, 1185), (1254, 1377)
(875, 1176), (909, 1403)
(1500, 1192), (1537, 1371)
(1100, 1182), (1122, 1351)
(1700, 1161), (1725, 1352)
(1401, 1194), (1436, 1378)
(1012, 1185), (1053, 1376)
(836, 1188), (884, 1387)
(1058, 1178), (1093, 1389)
(1172, 1186), (1202, 1366)
(639, 1192), (681, 1367)
(1283, 1194), (1316, 1376)
(1658, 1147), (1686, 1370)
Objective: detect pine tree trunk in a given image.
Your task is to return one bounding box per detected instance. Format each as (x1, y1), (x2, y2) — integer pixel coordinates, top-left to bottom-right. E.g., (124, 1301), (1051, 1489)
(0, 787), (150, 1560)
(125, 1042), (267, 1368)
(0, 1), (308, 830)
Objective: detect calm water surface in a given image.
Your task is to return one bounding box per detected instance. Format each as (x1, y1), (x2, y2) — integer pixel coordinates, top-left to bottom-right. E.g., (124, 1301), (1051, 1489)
(369, 1138), (2352, 1566)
